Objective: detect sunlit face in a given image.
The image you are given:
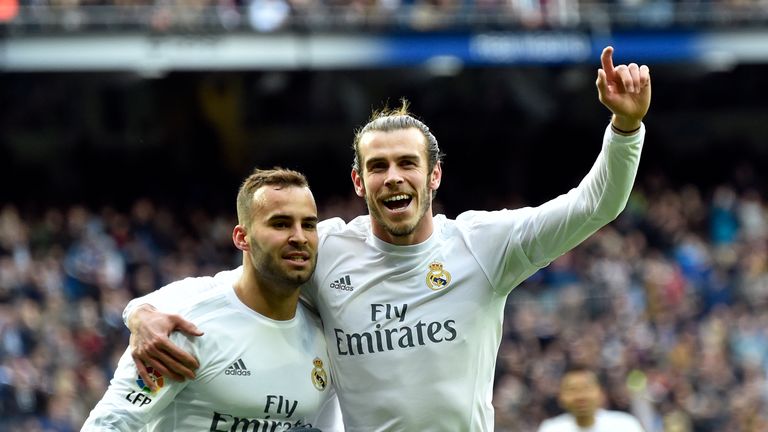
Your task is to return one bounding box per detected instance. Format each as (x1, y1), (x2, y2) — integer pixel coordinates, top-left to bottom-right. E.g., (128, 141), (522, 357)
(352, 128), (441, 245)
(558, 371), (603, 421)
(240, 186), (319, 287)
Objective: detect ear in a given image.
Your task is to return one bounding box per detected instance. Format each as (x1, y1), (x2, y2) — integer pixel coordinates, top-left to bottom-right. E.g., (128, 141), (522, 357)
(351, 168), (366, 197)
(429, 162), (442, 191)
(232, 225), (250, 251)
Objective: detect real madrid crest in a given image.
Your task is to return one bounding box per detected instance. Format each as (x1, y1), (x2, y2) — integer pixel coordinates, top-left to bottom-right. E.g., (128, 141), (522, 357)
(426, 261), (451, 291)
(311, 357), (328, 391)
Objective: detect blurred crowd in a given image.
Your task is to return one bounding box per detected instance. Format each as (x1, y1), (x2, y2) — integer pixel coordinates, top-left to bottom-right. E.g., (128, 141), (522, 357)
(6, 0), (768, 32)
(1, 172), (767, 431)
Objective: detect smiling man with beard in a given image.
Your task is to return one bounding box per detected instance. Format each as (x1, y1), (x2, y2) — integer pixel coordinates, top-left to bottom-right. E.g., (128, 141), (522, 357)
(122, 46), (651, 431)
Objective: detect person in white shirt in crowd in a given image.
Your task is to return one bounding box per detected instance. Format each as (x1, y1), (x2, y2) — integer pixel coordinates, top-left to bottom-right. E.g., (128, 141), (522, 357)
(122, 46), (651, 431)
(82, 168), (342, 431)
(537, 365), (646, 432)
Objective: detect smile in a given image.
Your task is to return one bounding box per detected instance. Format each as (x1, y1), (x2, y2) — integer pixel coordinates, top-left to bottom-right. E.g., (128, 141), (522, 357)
(382, 193), (412, 211)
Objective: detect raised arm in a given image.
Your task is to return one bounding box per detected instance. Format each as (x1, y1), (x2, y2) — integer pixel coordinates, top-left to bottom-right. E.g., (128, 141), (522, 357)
(527, 46), (651, 258)
(523, 46), (651, 263)
(462, 47), (651, 293)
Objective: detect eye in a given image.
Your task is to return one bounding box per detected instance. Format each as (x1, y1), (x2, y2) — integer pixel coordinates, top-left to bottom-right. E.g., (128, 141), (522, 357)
(272, 221), (289, 228)
(303, 221), (317, 230)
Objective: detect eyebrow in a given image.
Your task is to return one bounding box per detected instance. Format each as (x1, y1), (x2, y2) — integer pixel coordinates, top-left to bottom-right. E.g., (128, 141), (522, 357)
(365, 154), (421, 168)
(267, 214), (318, 223)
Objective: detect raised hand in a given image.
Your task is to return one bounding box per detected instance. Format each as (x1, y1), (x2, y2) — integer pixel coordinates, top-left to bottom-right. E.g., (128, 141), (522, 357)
(128, 304), (203, 391)
(596, 46), (651, 132)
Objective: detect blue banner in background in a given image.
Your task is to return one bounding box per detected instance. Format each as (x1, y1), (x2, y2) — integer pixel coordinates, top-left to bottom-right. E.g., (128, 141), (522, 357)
(377, 31), (702, 66)
(591, 31), (702, 63)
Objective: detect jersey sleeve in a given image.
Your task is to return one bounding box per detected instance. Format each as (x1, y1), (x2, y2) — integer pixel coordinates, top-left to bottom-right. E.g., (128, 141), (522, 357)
(121, 269), (240, 326)
(458, 124), (644, 294)
(81, 334), (197, 431)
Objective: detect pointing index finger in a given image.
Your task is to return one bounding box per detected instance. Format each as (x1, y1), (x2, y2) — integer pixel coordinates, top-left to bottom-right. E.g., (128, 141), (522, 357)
(601, 46), (615, 77)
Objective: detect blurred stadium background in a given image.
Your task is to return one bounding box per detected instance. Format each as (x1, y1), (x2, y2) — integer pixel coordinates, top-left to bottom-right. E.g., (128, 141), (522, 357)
(2, 2), (768, 431)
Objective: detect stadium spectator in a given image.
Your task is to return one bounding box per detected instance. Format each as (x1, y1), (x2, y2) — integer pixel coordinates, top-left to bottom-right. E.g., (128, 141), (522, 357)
(5, 0), (767, 31)
(536, 364), (646, 432)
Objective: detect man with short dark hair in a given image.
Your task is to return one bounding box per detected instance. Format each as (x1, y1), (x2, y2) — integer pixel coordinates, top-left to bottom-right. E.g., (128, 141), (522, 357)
(82, 168), (341, 431)
(537, 365), (645, 432)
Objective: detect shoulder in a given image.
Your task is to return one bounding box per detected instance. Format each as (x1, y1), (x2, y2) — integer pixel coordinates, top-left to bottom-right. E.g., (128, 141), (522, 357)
(160, 268), (240, 295)
(439, 208), (534, 237)
(598, 409), (644, 428)
(319, 216), (370, 240)
(538, 413), (573, 431)
(212, 267), (241, 283)
(175, 282), (234, 324)
(453, 208), (534, 225)
(167, 284), (240, 350)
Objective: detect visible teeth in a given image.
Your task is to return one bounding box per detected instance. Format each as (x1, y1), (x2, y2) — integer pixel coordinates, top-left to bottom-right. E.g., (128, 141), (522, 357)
(288, 256), (305, 262)
(384, 194), (410, 202)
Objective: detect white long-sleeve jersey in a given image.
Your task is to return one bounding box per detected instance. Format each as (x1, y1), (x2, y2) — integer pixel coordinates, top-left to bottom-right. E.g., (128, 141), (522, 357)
(124, 125), (644, 431)
(88, 281), (342, 431)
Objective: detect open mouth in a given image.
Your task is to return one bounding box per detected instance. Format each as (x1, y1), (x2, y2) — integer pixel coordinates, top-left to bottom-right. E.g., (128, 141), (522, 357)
(283, 252), (310, 263)
(382, 193), (412, 211)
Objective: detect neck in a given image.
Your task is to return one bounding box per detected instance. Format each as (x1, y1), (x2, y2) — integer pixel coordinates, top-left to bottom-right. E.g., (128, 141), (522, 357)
(372, 210), (435, 246)
(234, 260), (301, 321)
(574, 414), (596, 428)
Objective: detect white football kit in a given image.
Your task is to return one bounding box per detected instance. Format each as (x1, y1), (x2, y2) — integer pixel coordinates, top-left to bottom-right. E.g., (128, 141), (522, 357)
(537, 409), (646, 432)
(86, 280), (342, 431)
(125, 125), (644, 431)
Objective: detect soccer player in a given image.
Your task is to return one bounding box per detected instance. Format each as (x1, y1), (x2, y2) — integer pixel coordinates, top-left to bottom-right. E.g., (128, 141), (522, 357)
(82, 168), (342, 431)
(123, 46), (651, 431)
(537, 365), (646, 432)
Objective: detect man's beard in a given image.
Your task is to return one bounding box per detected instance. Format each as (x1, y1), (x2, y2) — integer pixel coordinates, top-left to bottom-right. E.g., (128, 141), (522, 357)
(366, 181), (432, 238)
(249, 248), (314, 288)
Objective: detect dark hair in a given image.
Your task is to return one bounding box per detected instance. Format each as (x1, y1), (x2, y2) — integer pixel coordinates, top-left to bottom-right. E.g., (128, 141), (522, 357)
(352, 99), (444, 174)
(560, 364), (603, 387)
(236, 167), (309, 225)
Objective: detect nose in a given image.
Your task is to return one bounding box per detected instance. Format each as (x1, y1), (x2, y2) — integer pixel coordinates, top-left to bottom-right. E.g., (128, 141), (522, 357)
(288, 224), (308, 246)
(384, 165), (404, 188)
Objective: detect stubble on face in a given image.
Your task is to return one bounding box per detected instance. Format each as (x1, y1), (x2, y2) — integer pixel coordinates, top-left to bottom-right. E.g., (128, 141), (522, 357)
(356, 127), (441, 244)
(364, 178), (432, 238)
(245, 187), (318, 291)
(246, 236), (313, 295)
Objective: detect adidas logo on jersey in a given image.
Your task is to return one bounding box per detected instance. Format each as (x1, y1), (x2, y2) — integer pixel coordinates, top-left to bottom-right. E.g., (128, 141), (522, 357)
(225, 358), (251, 376)
(330, 275), (354, 291)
